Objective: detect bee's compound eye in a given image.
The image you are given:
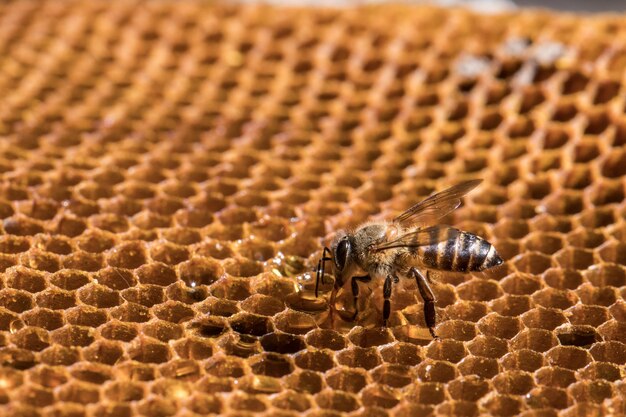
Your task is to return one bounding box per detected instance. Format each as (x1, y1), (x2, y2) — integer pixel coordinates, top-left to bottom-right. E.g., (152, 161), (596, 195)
(335, 239), (350, 271)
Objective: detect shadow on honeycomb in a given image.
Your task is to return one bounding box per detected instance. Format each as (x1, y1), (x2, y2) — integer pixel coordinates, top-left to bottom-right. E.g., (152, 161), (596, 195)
(0, 1), (625, 417)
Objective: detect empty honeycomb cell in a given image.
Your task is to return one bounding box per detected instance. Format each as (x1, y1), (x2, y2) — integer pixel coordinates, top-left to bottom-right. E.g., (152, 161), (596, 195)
(40, 345), (80, 366)
(136, 396), (178, 417)
(273, 310), (317, 335)
(477, 313), (522, 339)
(6, 267), (47, 293)
(11, 327), (50, 351)
(598, 241), (626, 265)
(165, 281), (208, 304)
(567, 380), (613, 404)
(578, 207), (615, 229)
(336, 347), (382, 370)
(525, 386), (571, 410)
(361, 384), (400, 409)
(55, 381), (100, 404)
(432, 319), (476, 342)
(22, 308), (64, 330)
(443, 301), (488, 323)
(435, 400), (479, 417)
(222, 258), (263, 279)
(135, 263), (178, 287)
(18, 249), (59, 273)
(35, 289), (76, 310)
(521, 307), (567, 330)
(493, 371), (535, 395)
(490, 294), (532, 317)
(121, 286), (164, 308)
(555, 324), (600, 347)
(425, 339), (467, 363)
(576, 283), (617, 306)
(510, 329), (558, 353)
(294, 350), (335, 372)
(306, 329), (346, 350)
(523, 233), (563, 255)
(324, 368), (367, 394)
(513, 252), (553, 275)
(597, 320), (626, 343)
(3, 217), (44, 236)
(0, 236), (31, 255)
(315, 390), (360, 412)
(209, 277), (251, 301)
(543, 269), (582, 290)
(372, 342), (421, 367)
(100, 196), (143, 218)
(128, 210), (172, 231)
(65, 306), (108, 328)
(142, 320), (183, 342)
(230, 313), (272, 337)
(535, 366), (577, 388)
(199, 297), (239, 318)
(543, 191), (586, 216)
(109, 302), (151, 323)
(347, 327), (394, 349)
(61, 250), (103, 272)
(284, 370), (323, 394)
(546, 346), (593, 371)
(173, 208), (214, 228)
(106, 241), (147, 269)
(561, 166), (593, 190)
(185, 393), (223, 414)
(457, 355), (500, 379)
(482, 394), (523, 417)
(532, 288), (578, 310)
(589, 340), (626, 364)
(608, 300), (626, 321)
(456, 279), (502, 302)
(554, 248), (596, 271)
(126, 338), (171, 364)
(70, 362), (113, 385)
(500, 274), (543, 295)
(600, 148), (626, 178)
(14, 385), (54, 407)
(588, 180), (624, 206)
(415, 360), (458, 383)
(447, 376), (491, 402)
(566, 304), (610, 327)
(577, 362), (622, 382)
(77, 284), (120, 308)
(530, 213), (573, 234)
(149, 241), (189, 265)
(466, 335), (508, 358)
(92, 268), (134, 291)
(76, 231), (117, 255)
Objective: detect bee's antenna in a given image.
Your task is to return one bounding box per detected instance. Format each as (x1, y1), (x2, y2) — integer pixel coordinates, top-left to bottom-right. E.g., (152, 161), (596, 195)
(315, 247), (332, 298)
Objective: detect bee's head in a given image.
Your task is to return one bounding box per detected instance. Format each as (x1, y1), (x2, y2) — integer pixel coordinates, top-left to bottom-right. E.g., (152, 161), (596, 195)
(331, 231), (353, 274)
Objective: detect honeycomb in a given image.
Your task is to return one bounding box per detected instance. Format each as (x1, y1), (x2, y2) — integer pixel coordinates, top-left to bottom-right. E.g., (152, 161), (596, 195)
(0, 1), (625, 416)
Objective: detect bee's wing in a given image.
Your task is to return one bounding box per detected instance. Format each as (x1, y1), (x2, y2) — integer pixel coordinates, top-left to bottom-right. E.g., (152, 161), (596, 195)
(393, 179), (482, 226)
(372, 225), (460, 251)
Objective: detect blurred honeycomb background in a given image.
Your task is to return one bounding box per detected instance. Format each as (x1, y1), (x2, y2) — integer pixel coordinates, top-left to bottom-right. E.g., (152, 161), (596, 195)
(0, 1), (625, 416)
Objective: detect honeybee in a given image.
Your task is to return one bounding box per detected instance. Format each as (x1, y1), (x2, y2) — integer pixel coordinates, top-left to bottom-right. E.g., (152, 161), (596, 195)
(315, 179), (503, 337)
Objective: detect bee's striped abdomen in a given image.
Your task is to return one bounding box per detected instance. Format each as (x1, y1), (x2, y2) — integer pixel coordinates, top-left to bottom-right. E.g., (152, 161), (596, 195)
(418, 228), (503, 272)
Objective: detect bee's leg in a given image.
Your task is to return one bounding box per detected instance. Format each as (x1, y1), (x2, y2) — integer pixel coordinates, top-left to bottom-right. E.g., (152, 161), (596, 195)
(350, 275), (371, 321)
(315, 247), (333, 298)
(411, 267), (437, 338)
(382, 274), (394, 327)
